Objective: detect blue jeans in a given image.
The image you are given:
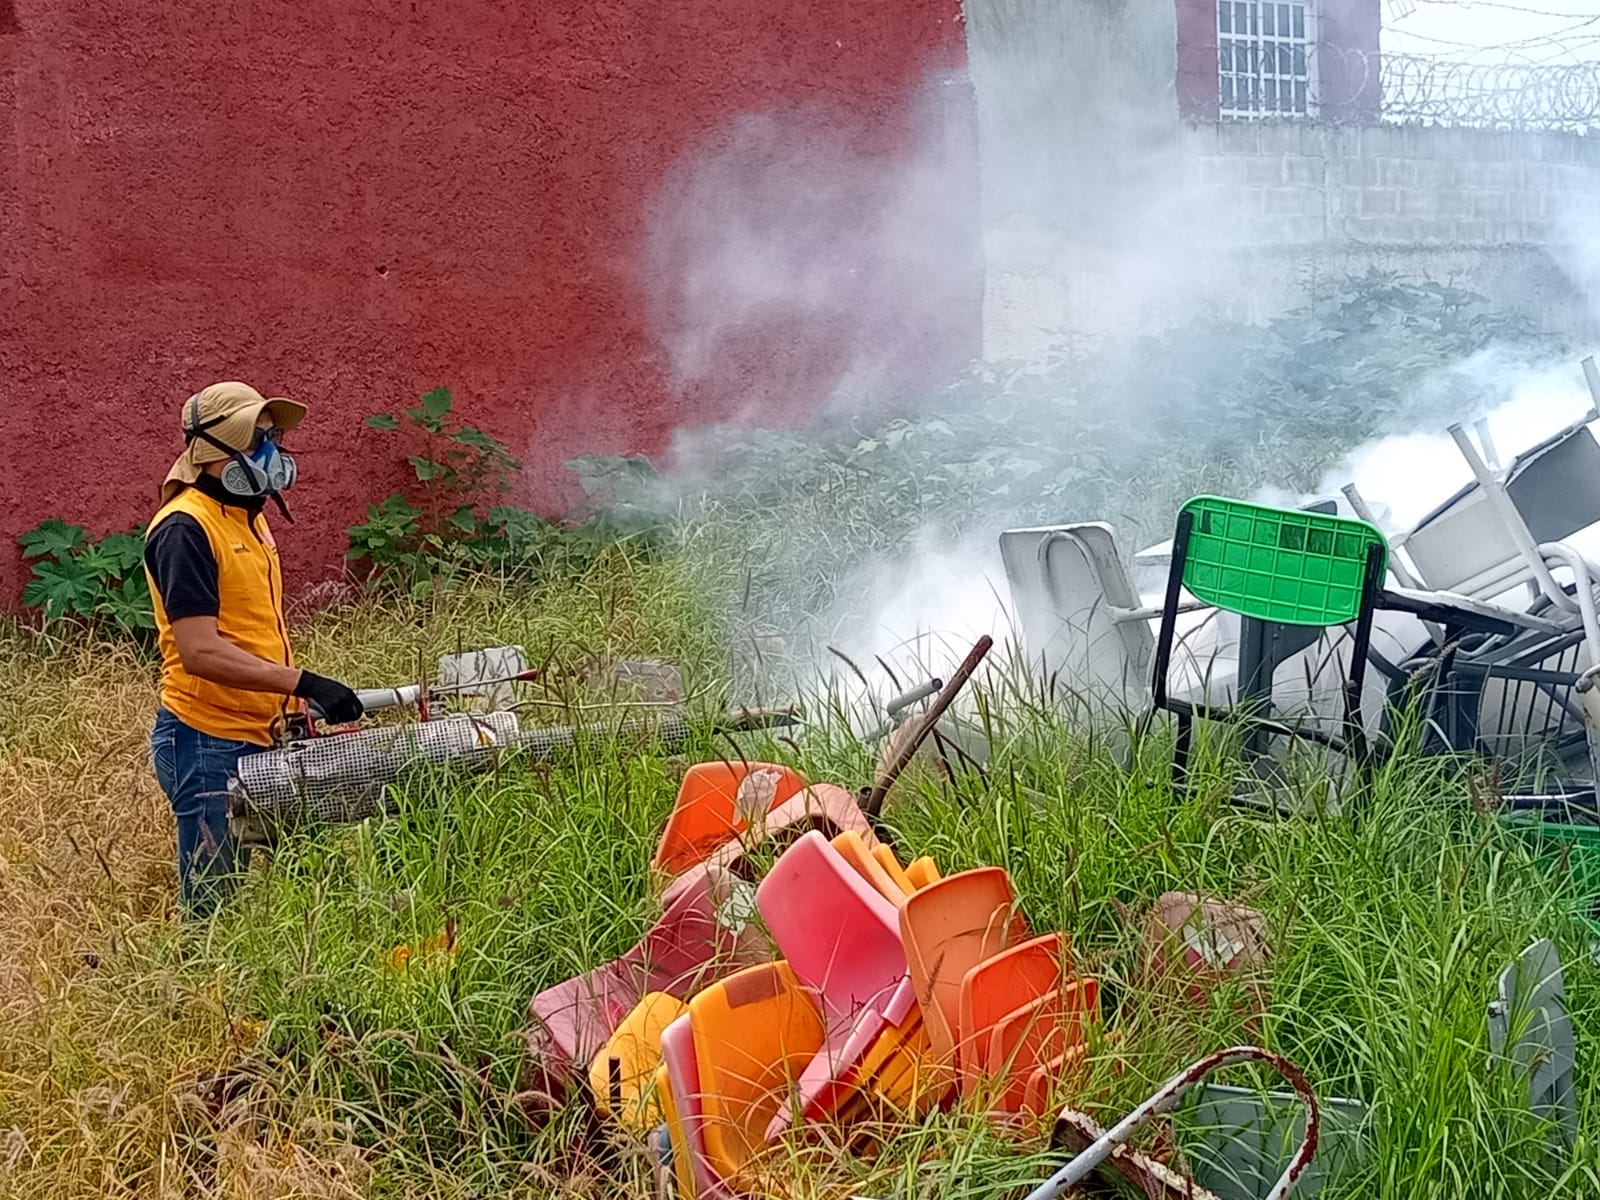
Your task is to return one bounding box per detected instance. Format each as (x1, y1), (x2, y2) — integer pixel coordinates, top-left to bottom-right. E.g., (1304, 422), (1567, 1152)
(149, 707), (259, 916)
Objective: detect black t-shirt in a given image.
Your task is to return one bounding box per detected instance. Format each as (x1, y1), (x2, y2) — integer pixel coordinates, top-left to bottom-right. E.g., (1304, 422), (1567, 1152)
(144, 514), (220, 620)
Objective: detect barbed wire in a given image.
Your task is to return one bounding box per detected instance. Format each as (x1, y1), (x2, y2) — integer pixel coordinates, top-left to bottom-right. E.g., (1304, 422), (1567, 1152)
(1219, 47), (1600, 132)
(1371, 51), (1600, 131)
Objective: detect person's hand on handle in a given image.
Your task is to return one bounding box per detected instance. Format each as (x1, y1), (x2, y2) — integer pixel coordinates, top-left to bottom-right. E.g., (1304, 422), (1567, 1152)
(293, 670), (366, 725)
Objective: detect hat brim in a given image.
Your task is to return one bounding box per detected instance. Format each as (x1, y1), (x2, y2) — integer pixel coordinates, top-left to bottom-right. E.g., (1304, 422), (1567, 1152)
(263, 397), (307, 432)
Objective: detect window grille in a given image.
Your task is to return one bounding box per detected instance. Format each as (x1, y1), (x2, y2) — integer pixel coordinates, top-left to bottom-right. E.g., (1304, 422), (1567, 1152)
(1219, 1), (1317, 118)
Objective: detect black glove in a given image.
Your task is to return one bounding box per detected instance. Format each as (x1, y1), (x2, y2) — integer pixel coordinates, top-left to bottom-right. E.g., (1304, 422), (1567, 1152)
(293, 670), (365, 725)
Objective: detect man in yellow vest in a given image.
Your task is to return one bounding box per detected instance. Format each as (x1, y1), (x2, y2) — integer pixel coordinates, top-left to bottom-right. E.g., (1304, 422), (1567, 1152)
(144, 382), (364, 915)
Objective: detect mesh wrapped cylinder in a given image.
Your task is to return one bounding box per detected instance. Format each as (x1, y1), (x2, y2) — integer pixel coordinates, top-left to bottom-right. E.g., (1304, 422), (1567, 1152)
(228, 712), (698, 838)
(230, 712), (522, 832)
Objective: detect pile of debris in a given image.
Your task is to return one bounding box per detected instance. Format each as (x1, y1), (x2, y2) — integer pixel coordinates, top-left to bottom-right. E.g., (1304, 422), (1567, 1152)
(1002, 353), (1600, 816)
(519, 760), (1328, 1200)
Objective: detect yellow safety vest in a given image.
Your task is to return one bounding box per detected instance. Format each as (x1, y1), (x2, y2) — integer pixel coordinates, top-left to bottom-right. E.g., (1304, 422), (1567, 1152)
(146, 487), (296, 746)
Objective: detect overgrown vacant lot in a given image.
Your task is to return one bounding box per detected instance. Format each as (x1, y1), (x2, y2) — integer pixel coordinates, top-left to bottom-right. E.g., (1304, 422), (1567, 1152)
(5, 549), (1600, 1200)
(5, 280), (1597, 1197)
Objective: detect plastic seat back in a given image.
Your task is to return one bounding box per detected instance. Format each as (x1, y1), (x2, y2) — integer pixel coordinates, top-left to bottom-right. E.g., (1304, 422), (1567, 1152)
(660, 784), (876, 907)
(905, 856), (942, 890)
(1176, 496), (1388, 627)
(689, 961), (826, 1181)
(872, 844), (917, 896)
(999, 521), (1153, 701)
(985, 977), (1099, 1114)
(621, 864), (773, 1001)
(653, 761), (809, 877)
(758, 831), (907, 1022)
(654, 1065), (700, 1200)
(590, 991), (689, 1131)
(854, 1015), (936, 1116)
(757, 831), (915, 1133)
(900, 867), (1028, 1063)
(957, 932), (1067, 1091)
(1020, 1044), (1089, 1119)
(527, 958), (633, 1082)
(830, 829), (910, 906)
(659, 1011), (723, 1198)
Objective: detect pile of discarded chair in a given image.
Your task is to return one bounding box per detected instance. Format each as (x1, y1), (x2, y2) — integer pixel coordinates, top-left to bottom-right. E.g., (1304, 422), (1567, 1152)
(520, 761), (1104, 1193)
(1002, 357), (1600, 811)
(519, 761), (1316, 1199)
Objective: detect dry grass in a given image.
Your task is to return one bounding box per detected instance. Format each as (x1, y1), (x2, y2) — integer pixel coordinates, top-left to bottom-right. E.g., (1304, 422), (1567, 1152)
(0, 552), (720, 1199)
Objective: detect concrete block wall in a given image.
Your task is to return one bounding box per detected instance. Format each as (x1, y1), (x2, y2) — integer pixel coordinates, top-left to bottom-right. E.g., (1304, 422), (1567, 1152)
(1182, 122), (1600, 249)
(983, 122), (1600, 359)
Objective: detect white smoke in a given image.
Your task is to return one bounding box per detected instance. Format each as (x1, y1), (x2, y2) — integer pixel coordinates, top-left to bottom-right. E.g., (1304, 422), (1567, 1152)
(1317, 356), (1598, 535)
(631, 7), (1600, 714)
(642, 74), (980, 421)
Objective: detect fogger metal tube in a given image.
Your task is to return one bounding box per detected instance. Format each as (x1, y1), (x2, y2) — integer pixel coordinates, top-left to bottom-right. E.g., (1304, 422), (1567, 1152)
(230, 709), (797, 838)
(355, 684), (424, 712)
(885, 678), (943, 716)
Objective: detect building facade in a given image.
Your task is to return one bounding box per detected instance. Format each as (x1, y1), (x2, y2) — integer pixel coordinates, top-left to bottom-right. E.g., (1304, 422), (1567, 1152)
(0, 1), (981, 605)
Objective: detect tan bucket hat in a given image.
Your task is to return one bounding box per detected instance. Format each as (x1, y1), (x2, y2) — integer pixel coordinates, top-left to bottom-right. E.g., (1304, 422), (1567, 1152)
(161, 381), (307, 503)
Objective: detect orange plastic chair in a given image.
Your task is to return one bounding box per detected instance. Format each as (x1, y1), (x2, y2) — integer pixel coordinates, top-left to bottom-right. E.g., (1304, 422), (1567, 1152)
(1020, 1044), (1088, 1119)
(689, 961), (826, 1182)
(1018, 1028), (1122, 1117)
(590, 991), (689, 1131)
(853, 1015), (936, 1115)
(900, 868), (1028, 1068)
(653, 761), (809, 878)
(872, 844), (917, 896)
(756, 831), (917, 1136)
(956, 933), (1069, 1092)
(660, 783), (876, 907)
(830, 830), (908, 907)
(985, 977), (1100, 1114)
(905, 856), (942, 890)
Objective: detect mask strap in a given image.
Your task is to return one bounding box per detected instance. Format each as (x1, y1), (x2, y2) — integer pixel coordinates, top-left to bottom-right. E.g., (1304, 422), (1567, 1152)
(184, 403), (294, 521)
(189, 427), (257, 472)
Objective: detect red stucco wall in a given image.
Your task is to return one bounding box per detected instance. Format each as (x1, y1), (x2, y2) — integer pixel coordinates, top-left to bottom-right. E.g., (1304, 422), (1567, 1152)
(0, 2), (979, 607)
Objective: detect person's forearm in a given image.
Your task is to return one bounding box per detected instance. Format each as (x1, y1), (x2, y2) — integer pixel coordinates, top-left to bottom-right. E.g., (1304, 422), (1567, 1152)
(180, 638), (302, 695)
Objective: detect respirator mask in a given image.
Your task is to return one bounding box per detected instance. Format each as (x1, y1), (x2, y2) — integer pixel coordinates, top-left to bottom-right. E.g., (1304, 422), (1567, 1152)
(185, 396), (298, 520)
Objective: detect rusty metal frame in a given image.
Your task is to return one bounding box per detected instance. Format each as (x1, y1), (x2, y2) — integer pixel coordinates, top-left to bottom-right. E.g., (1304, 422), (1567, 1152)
(1021, 1047), (1320, 1200)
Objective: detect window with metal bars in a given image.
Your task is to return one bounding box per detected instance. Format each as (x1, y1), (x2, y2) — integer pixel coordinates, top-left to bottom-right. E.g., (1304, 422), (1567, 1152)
(1218, 0), (1317, 118)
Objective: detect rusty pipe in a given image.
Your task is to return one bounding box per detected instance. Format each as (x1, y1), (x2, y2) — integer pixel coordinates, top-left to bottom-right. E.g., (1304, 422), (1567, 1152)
(1020, 1046), (1321, 1200)
(862, 634), (993, 819)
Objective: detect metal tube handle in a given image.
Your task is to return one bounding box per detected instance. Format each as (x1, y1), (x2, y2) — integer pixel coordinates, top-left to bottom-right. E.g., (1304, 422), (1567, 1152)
(886, 678), (943, 717)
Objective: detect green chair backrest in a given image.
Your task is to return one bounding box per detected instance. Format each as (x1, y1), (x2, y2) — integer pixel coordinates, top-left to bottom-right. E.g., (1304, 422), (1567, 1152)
(1178, 496), (1388, 627)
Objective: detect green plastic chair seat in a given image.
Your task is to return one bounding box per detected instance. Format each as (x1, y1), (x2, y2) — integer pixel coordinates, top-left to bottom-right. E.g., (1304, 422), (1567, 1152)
(1178, 496), (1388, 627)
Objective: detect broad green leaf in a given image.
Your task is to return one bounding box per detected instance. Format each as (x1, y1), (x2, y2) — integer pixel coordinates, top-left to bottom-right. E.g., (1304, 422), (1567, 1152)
(408, 455), (442, 482)
(452, 426), (506, 453)
(95, 532), (147, 574)
(365, 413), (400, 431)
(23, 557), (97, 620)
(421, 386), (453, 419)
(449, 506), (479, 534)
(19, 519), (87, 561)
(78, 545), (121, 582)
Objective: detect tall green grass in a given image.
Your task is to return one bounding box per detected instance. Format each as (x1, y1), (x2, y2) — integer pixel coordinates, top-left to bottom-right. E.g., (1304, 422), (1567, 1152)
(7, 543), (1600, 1198)
(153, 676), (1600, 1199)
